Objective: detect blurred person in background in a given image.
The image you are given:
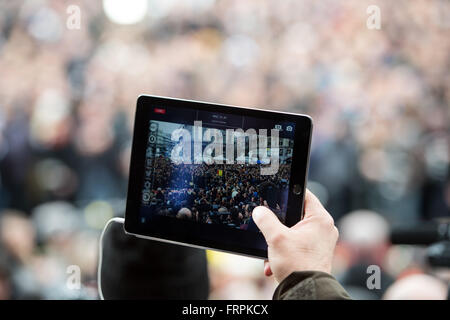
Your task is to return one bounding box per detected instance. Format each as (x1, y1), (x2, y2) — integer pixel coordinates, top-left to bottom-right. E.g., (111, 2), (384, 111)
(383, 273), (448, 300)
(99, 219), (209, 299)
(334, 210), (395, 299)
(31, 201), (98, 299)
(0, 209), (41, 298)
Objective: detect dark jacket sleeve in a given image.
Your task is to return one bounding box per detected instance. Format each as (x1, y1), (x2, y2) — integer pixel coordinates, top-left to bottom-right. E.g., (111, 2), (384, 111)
(273, 271), (351, 300)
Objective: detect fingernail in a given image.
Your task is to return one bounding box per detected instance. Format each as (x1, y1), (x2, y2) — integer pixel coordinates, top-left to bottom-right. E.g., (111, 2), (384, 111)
(252, 207), (263, 220)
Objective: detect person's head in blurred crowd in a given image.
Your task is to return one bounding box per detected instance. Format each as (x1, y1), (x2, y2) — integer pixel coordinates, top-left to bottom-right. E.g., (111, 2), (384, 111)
(177, 207), (192, 220)
(383, 274), (448, 300)
(31, 201), (82, 244)
(0, 209), (36, 263)
(334, 210), (394, 299)
(338, 210), (390, 265)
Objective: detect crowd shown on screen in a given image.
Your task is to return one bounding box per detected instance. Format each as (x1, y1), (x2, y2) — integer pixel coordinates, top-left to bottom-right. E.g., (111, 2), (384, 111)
(146, 156), (290, 229)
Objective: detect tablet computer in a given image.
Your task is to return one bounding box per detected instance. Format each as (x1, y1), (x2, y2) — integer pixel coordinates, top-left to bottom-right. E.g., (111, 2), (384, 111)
(124, 95), (312, 259)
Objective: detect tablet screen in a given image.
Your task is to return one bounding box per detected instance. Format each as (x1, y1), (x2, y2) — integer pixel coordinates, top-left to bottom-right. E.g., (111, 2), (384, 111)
(138, 105), (296, 233)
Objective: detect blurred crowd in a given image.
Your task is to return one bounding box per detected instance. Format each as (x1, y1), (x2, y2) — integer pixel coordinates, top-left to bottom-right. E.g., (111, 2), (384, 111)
(0, 0), (449, 299)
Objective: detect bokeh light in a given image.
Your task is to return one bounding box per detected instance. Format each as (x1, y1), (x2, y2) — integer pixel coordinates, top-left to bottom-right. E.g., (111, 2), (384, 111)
(103, 0), (148, 25)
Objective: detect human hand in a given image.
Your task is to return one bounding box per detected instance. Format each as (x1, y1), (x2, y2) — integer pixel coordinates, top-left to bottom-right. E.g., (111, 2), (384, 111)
(252, 189), (339, 283)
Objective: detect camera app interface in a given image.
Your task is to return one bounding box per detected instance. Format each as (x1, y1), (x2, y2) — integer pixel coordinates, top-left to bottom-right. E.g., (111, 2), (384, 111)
(139, 105), (296, 232)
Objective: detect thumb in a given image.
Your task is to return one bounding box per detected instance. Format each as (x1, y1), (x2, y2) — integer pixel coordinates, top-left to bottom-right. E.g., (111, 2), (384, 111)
(252, 206), (287, 244)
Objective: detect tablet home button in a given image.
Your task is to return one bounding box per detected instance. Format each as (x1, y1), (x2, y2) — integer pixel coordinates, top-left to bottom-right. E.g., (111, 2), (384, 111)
(293, 184), (302, 195)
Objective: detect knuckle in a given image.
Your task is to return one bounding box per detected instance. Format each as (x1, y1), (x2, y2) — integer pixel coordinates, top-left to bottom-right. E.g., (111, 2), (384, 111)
(319, 216), (335, 229)
(327, 214), (335, 226)
(269, 231), (285, 245)
(333, 225), (339, 239)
